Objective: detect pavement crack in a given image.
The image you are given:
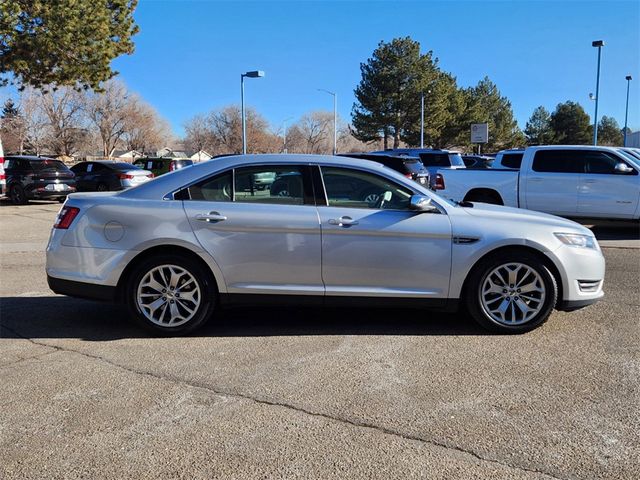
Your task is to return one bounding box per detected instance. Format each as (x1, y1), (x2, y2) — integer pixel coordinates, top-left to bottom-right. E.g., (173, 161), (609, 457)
(0, 350), (57, 368)
(4, 324), (566, 480)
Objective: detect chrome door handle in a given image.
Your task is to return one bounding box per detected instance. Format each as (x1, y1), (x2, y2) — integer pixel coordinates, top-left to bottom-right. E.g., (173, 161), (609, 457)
(329, 216), (359, 227)
(584, 179), (597, 184)
(195, 212), (227, 222)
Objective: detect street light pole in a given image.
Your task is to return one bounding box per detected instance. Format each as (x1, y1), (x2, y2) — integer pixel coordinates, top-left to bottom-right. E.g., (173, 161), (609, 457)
(240, 70), (265, 155)
(318, 89), (337, 155)
(420, 92), (424, 148)
(592, 40), (604, 146)
(624, 75), (632, 147)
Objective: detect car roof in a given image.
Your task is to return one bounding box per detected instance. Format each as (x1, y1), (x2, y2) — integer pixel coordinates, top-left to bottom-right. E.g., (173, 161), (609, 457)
(119, 154), (422, 200)
(6, 155), (59, 161)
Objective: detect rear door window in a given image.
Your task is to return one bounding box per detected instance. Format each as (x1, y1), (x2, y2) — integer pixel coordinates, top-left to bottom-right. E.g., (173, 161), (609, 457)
(532, 150), (585, 173)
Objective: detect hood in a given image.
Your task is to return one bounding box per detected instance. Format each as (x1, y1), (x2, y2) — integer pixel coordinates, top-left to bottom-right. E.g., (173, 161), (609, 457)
(460, 202), (592, 235)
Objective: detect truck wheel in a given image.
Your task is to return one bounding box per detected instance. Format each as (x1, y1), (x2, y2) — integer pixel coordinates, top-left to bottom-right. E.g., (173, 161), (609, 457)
(464, 251), (557, 333)
(10, 185), (28, 205)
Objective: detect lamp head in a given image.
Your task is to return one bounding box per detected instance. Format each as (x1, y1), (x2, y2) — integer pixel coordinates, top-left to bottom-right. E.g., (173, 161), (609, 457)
(592, 40), (604, 47)
(626, 75), (633, 81)
(244, 70), (265, 78)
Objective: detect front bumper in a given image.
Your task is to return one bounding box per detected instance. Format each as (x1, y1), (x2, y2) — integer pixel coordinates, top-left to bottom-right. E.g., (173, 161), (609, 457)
(548, 243), (605, 308)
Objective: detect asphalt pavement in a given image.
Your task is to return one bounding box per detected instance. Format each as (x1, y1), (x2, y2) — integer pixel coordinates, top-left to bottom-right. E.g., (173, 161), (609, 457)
(1, 201), (638, 479)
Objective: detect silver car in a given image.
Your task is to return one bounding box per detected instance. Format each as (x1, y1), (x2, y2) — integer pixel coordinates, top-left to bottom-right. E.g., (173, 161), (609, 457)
(46, 154), (605, 335)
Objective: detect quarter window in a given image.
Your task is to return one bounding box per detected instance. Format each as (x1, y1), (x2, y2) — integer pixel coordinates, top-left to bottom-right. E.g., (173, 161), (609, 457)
(501, 153), (523, 169)
(320, 167), (414, 210)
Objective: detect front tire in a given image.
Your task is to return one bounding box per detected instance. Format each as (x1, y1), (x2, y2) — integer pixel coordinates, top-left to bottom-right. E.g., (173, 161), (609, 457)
(464, 251), (557, 333)
(126, 254), (216, 335)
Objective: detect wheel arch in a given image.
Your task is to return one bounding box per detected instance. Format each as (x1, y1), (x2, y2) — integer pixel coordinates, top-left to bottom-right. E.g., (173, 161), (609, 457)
(115, 244), (226, 302)
(460, 245), (564, 308)
(463, 188), (504, 205)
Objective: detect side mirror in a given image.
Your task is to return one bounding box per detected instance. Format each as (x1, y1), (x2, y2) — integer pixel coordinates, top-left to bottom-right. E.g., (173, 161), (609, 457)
(409, 194), (439, 213)
(614, 163), (634, 174)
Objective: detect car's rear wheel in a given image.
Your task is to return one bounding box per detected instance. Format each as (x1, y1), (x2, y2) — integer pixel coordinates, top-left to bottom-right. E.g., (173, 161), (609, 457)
(96, 182), (108, 192)
(464, 251), (557, 333)
(10, 185), (28, 205)
(126, 254), (216, 335)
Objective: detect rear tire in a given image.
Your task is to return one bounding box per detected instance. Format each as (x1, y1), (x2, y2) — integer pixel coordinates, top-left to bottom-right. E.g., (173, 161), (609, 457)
(10, 185), (28, 205)
(125, 254), (217, 336)
(464, 251), (557, 333)
(96, 182), (108, 192)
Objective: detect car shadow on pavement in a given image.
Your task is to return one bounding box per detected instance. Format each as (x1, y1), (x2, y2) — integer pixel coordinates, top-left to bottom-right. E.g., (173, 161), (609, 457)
(0, 296), (488, 341)
(586, 222), (640, 241)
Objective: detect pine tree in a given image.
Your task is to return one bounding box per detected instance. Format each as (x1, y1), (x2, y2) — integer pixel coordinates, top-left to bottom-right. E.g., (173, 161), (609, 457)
(524, 106), (554, 145)
(597, 116), (623, 146)
(549, 101), (592, 144)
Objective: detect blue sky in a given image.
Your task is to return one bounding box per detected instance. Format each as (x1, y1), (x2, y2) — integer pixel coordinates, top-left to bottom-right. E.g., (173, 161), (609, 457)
(9, 0), (640, 137)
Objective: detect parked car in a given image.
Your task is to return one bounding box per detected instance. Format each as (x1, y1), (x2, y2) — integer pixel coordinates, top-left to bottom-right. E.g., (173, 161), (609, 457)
(4, 156), (76, 204)
(492, 149), (525, 169)
(435, 145), (640, 220)
(71, 161), (154, 191)
(462, 155), (494, 169)
(133, 157), (193, 177)
(339, 153), (430, 187)
(47, 154), (604, 335)
(618, 147), (640, 165)
(372, 149), (466, 178)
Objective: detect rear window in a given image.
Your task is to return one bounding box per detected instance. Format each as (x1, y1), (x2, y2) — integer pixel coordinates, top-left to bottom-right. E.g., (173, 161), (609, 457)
(112, 163), (141, 170)
(403, 160), (427, 174)
(501, 153), (523, 169)
(419, 153), (450, 167)
(29, 160), (70, 172)
(448, 153), (465, 167)
(532, 150), (585, 173)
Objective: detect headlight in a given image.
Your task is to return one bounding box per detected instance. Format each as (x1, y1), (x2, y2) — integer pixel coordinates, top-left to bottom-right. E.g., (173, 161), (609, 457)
(554, 232), (598, 250)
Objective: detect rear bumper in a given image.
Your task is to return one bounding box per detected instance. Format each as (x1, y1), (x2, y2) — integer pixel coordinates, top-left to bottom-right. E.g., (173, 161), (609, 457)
(47, 275), (116, 302)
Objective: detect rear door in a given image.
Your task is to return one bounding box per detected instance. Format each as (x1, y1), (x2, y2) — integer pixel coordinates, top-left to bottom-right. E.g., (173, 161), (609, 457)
(181, 164), (323, 296)
(316, 166), (452, 300)
(578, 150), (639, 218)
(522, 149), (583, 215)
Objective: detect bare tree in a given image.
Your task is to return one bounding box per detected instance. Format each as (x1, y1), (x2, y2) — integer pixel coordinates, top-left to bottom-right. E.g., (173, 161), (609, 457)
(206, 105), (279, 154)
(287, 111), (333, 154)
(85, 80), (129, 157)
(122, 95), (173, 155)
(183, 114), (213, 153)
(39, 86), (87, 156)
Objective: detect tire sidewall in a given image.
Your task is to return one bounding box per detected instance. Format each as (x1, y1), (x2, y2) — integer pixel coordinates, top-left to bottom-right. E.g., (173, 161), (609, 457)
(466, 252), (557, 333)
(11, 185), (27, 205)
(126, 254), (216, 335)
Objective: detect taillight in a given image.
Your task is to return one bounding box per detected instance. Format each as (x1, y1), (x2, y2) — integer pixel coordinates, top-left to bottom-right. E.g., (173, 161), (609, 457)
(404, 173), (413, 179)
(118, 173), (135, 180)
(169, 163), (175, 172)
(148, 173), (155, 178)
(54, 206), (80, 229)
(434, 174), (445, 190)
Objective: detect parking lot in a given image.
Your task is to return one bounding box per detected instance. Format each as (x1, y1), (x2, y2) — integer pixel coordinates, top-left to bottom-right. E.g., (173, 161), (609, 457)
(1, 201), (638, 479)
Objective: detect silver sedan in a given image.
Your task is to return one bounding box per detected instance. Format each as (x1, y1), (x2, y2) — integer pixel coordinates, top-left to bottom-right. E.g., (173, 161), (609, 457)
(46, 154), (605, 335)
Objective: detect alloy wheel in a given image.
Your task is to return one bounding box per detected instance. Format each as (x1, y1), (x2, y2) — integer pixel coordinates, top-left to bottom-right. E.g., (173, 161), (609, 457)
(136, 264), (201, 327)
(479, 262), (546, 326)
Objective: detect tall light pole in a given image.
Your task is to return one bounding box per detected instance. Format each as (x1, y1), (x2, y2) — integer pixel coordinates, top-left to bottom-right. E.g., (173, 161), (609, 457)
(420, 92), (425, 148)
(282, 117), (293, 153)
(318, 89), (337, 155)
(591, 40), (604, 145)
(624, 75), (632, 146)
(241, 70), (265, 155)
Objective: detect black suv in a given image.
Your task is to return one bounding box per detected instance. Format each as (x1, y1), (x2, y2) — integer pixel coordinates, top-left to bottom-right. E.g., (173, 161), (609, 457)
(339, 153), (430, 187)
(4, 156), (76, 204)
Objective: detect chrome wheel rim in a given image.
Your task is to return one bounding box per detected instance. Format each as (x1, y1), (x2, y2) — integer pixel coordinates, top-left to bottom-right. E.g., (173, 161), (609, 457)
(136, 264), (201, 327)
(364, 193), (380, 204)
(479, 262), (546, 326)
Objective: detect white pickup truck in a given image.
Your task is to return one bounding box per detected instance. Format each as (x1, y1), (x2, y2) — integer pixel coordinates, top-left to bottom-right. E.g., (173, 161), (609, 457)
(436, 145), (640, 220)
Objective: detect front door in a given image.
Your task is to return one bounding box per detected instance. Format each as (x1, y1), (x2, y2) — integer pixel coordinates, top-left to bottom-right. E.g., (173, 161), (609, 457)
(182, 164), (323, 296)
(316, 166), (452, 300)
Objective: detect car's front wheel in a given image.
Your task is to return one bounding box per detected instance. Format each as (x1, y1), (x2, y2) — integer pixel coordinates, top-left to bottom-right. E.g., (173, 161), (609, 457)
(464, 251), (558, 333)
(126, 254), (216, 335)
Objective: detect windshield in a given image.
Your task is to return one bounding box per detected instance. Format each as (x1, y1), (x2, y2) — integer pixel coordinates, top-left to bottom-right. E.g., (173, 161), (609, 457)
(617, 150), (640, 168)
(449, 153), (466, 167)
(29, 160), (70, 172)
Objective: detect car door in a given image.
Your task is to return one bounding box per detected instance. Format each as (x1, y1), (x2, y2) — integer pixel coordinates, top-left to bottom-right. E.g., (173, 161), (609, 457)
(522, 149), (584, 215)
(181, 164), (323, 296)
(70, 163), (88, 190)
(578, 150), (640, 218)
(316, 166), (452, 301)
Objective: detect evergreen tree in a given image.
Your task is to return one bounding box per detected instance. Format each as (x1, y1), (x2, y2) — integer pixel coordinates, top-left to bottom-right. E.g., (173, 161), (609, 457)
(597, 116), (623, 146)
(524, 106), (554, 145)
(549, 101), (592, 144)
(1, 98), (25, 153)
(1, 0), (139, 90)
(352, 37), (439, 149)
